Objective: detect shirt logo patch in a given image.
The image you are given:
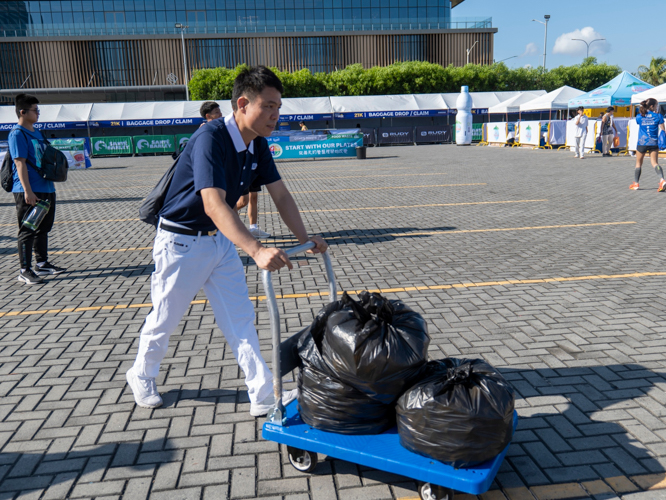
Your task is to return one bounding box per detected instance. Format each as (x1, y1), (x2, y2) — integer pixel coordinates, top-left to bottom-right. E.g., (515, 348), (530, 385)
(251, 163), (258, 170)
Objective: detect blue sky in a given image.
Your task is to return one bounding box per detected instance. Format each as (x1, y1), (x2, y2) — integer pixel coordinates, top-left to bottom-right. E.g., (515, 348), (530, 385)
(454, 0), (665, 72)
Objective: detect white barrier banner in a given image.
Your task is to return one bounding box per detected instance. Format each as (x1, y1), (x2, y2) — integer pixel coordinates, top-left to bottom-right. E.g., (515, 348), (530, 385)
(628, 119), (638, 152)
(486, 122), (508, 144)
(519, 121), (541, 146)
(548, 121), (567, 146)
(566, 119), (598, 152)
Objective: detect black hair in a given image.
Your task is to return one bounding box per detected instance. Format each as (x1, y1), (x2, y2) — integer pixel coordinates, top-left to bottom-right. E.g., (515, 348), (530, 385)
(200, 101), (220, 118)
(231, 66), (283, 111)
(639, 98), (658, 117)
(577, 106), (584, 112)
(606, 106), (614, 112)
(15, 93), (39, 119)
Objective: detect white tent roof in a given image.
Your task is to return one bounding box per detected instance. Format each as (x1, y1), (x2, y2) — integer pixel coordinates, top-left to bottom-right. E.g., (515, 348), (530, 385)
(520, 86), (585, 112)
(0, 103), (92, 125)
(280, 97), (332, 116)
(88, 101), (233, 121)
(488, 91), (547, 114)
(331, 94), (421, 112)
(631, 82), (666, 104)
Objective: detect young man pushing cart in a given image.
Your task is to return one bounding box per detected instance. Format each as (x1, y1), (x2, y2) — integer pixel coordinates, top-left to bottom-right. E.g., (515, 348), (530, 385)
(126, 66), (327, 416)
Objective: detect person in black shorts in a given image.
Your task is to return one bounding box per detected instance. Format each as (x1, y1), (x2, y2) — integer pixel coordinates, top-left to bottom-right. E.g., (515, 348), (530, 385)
(630, 98), (666, 191)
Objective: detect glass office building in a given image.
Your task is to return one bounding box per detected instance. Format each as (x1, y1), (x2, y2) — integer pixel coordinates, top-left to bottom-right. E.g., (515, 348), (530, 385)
(0, 1), (490, 36)
(0, 0), (496, 103)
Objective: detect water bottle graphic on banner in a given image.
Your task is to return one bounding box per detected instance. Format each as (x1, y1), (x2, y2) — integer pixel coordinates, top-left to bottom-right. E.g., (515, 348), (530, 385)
(455, 86), (473, 146)
(22, 199), (51, 231)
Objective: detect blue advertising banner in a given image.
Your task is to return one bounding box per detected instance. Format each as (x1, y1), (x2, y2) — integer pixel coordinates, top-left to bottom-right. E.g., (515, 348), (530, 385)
(269, 134), (363, 160)
(89, 118), (205, 128)
(279, 113), (333, 121)
(0, 121), (88, 131)
(334, 110), (448, 119)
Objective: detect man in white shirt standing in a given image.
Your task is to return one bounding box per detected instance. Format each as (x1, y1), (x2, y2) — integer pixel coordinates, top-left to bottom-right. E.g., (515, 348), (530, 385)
(574, 107), (588, 160)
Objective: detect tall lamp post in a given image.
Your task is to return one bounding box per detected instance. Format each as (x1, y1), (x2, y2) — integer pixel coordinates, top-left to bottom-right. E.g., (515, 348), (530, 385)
(175, 23), (189, 101)
(531, 15), (550, 70)
(571, 38), (605, 59)
(466, 40), (478, 65)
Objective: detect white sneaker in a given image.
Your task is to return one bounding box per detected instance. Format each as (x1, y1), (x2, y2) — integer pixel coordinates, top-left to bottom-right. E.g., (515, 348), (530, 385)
(126, 367), (163, 408)
(250, 388), (298, 417)
(573, 154), (579, 158)
(249, 226), (271, 239)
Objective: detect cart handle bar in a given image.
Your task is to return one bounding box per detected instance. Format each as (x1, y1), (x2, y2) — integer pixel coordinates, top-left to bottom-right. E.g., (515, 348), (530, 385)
(261, 242), (337, 426)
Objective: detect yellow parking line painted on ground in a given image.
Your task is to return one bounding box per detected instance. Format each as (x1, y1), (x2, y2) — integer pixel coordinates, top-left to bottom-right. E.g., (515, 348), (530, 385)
(284, 173), (448, 181)
(0, 269), (661, 319)
(51, 246), (154, 255)
(288, 183), (486, 194)
(0, 217), (140, 227)
(260, 199), (547, 215)
(59, 186), (153, 191)
(0, 200), (543, 228)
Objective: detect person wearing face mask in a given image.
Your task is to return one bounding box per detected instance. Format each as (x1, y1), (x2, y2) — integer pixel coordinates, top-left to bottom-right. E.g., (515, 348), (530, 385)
(630, 98), (666, 191)
(573, 107), (588, 159)
(125, 66), (328, 417)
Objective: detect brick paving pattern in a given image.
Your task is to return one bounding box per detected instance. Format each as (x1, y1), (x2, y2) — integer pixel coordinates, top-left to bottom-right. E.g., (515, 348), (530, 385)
(0, 144), (665, 500)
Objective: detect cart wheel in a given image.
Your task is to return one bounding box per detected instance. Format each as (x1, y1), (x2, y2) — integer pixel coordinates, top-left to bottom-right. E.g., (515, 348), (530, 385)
(287, 446), (318, 473)
(418, 482), (454, 500)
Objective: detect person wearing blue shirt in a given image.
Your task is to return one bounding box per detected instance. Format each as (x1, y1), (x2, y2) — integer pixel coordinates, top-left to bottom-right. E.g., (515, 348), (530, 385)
(630, 97), (666, 191)
(10, 94), (66, 285)
(126, 66), (328, 417)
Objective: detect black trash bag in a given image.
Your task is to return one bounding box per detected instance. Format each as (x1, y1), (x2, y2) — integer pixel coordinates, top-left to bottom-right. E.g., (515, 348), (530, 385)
(396, 358), (515, 468)
(321, 291), (430, 404)
(296, 300), (394, 434)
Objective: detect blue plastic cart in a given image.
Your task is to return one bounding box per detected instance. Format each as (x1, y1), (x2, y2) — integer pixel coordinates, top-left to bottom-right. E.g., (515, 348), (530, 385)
(261, 242), (518, 500)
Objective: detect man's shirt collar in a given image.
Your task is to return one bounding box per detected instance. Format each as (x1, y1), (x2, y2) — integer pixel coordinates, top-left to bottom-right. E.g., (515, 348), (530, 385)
(224, 113), (255, 154)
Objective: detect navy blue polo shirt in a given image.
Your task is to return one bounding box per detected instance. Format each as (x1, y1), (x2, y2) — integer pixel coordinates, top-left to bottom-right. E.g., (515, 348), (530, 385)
(160, 114), (281, 232)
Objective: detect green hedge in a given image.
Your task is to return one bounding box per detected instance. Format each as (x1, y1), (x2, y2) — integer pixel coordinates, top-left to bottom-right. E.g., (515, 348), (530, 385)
(189, 58), (622, 100)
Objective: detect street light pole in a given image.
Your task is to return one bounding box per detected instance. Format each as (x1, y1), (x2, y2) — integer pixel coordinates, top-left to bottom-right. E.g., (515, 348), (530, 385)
(571, 38), (605, 59)
(175, 23), (189, 101)
(531, 15), (550, 70)
(466, 40), (478, 65)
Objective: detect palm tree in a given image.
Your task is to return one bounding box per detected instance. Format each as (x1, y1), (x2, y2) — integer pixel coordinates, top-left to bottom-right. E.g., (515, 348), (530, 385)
(637, 57), (666, 86)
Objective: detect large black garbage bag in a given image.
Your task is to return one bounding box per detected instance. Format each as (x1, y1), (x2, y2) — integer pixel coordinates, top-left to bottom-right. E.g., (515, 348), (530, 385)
(321, 291), (430, 404)
(296, 299), (394, 434)
(396, 358), (515, 468)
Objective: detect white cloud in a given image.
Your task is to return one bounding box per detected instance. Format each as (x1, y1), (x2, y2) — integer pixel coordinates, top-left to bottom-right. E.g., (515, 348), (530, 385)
(553, 27), (611, 56)
(520, 42), (539, 58)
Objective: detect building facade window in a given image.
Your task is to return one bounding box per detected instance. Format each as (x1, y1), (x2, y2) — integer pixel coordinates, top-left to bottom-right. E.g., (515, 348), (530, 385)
(0, 0), (492, 36)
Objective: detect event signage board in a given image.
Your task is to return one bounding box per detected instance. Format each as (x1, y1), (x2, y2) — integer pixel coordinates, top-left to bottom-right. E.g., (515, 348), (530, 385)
(377, 127), (414, 145)
(89, 118), (204, 128)
(359, 128), (376, 146)
(415, 126), (452, 144)
(280, 113), (333, 122)
(452, 123), (483, 142)
(135, 135), (175, 154)
(269, 136), (362, 160)
(175, 134), (192, 151)
(92, 136), (133, 156)
(334, 110), (448, 119)
(0, 121), (88, 131)
(50, 138), (92, 169)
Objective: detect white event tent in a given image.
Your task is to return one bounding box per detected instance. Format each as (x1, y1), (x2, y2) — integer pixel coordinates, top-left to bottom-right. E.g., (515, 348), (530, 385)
(631, 83), (666, 105)
(487, 91), (546, 114)
(520, 86), (585, 112)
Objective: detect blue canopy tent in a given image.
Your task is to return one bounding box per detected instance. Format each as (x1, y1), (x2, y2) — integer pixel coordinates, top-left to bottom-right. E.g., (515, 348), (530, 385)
(568, 71), (653, 108)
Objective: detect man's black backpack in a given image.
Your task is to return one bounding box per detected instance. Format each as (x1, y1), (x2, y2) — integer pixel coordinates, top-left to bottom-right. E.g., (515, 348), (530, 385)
(1, 130), (68, 192)
(139, 156), (179, 226)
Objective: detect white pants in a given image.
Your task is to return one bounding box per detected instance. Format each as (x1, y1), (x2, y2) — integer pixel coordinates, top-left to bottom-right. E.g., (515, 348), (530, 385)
(575, 133), (587, 157)
(132, 225), (273, 405)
